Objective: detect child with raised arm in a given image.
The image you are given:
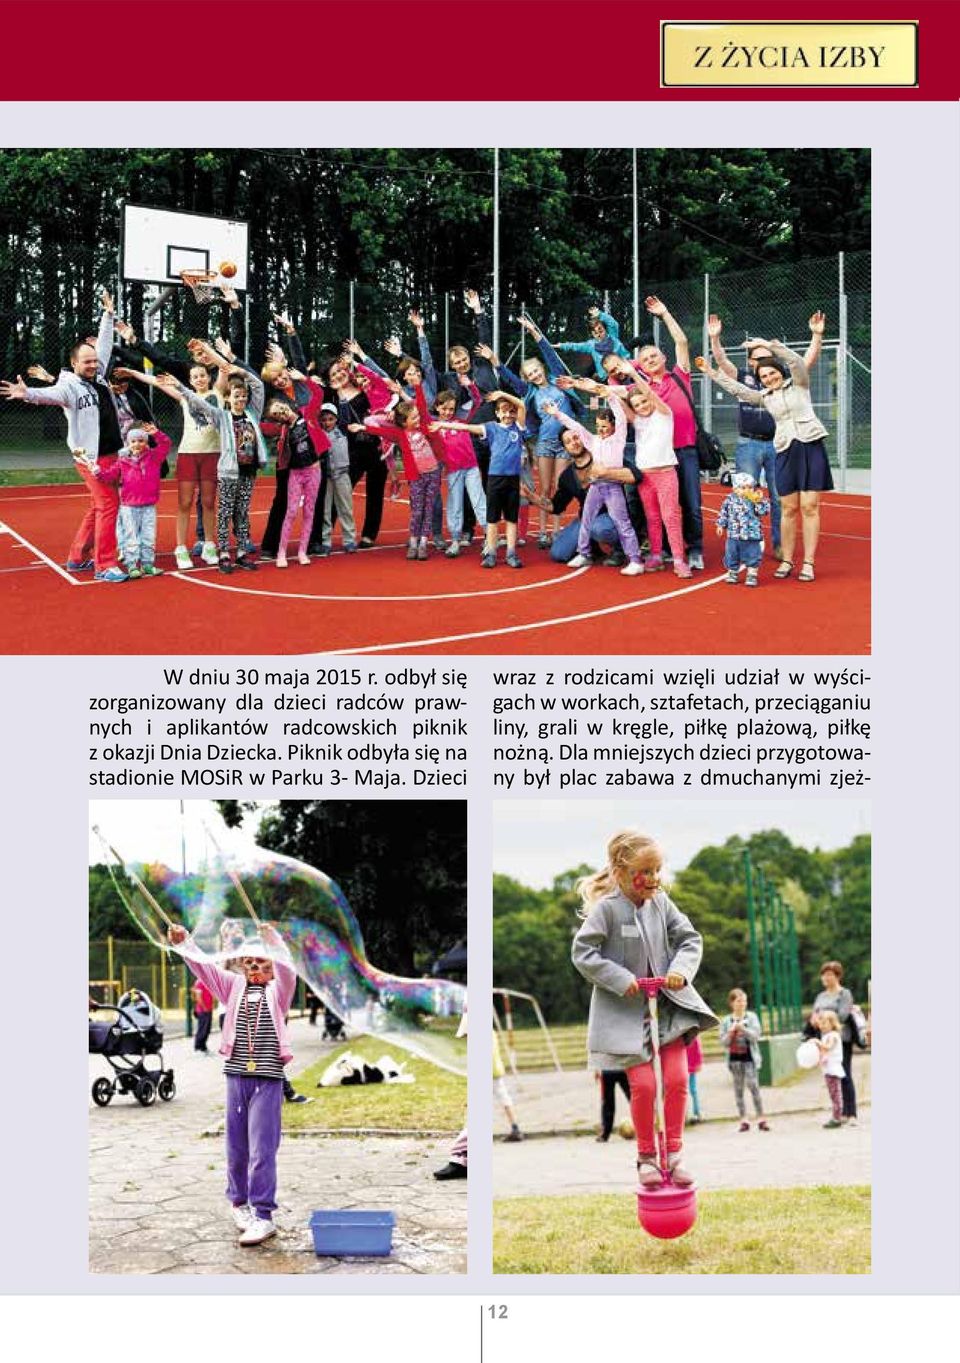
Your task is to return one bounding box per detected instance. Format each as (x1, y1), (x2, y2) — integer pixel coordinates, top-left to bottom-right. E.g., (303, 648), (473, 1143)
(363, 395), (446, 560)
(715, 472), (769, 586)
(434, 392), (529, 569)
(162, 352), (268, 574)
(517, 313), (586, 548)
(317, 402), (357, 555)
(263, 380), (331, 568)
(76, 423), (171, 578)
(167, 922), (297, 1245)
(554, 304), (631, 379)
(572, 830), (717, 1190)
(542, 389), (643, 578)
(419, 378), (485, 557)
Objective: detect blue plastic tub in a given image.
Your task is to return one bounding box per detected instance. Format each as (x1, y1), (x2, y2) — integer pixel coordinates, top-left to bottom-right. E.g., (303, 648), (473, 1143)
(310, 1210), (396, 1257)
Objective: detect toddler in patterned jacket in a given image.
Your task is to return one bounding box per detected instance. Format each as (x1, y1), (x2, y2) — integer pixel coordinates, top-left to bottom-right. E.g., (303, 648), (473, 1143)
(715, 472), (769, 587)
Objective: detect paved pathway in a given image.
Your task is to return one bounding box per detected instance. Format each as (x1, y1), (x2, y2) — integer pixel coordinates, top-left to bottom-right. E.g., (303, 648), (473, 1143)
(494, 1055), (871, 1198)
(89, 1018), (466, 1276)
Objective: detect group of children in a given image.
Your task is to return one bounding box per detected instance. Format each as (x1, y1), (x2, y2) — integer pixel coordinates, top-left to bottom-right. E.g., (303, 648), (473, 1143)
(3, 289), (811, 586)
(572, 831), (866, 1189)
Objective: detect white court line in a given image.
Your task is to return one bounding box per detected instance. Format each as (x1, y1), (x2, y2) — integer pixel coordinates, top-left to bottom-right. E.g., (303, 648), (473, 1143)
(0, 562), (47, 575)
(321, 574), (729, 655)
(0, 521), (79, 585)
(168, 564), (590, 604)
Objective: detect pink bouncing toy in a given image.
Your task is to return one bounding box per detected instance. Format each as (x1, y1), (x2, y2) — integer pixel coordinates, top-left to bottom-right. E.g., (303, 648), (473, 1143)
(634, 977), (699, 1240)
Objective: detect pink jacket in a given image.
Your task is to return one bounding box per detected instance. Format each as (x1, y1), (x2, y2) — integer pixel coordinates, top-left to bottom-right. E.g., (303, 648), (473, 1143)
(96, 431), (171, 506)
(179, 946), (298, 1064)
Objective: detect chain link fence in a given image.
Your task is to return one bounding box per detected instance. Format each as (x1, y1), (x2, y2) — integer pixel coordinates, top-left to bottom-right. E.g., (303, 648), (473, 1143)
(2, 249), (869, 481)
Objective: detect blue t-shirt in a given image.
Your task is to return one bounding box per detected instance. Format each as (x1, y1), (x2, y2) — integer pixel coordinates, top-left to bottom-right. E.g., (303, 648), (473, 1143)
(484, 420), (527, 476)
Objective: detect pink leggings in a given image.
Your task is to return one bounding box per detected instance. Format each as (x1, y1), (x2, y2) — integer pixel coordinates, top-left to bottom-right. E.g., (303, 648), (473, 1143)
(279, 464), (321, 556)
(626, 1037), (689, 1156)
(638, 465), (685, 562)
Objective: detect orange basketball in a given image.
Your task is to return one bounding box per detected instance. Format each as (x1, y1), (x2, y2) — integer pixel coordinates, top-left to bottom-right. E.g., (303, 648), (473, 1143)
(219, 261), (237, 278)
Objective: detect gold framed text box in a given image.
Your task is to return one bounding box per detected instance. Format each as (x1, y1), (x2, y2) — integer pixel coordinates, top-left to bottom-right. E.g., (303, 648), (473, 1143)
(661, 21), (918, 88)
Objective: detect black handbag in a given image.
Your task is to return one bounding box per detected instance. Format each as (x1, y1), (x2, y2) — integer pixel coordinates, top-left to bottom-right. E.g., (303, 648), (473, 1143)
(669, 369), (725, 473)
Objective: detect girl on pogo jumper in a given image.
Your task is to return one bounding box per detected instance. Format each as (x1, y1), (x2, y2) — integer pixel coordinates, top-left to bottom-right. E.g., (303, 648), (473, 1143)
(167, 921), (296, 1246)
(572, 831), (717, 1189)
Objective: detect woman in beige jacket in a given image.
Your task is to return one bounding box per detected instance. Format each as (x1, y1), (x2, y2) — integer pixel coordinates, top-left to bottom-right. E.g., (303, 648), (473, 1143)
(698, 339), (831, 582)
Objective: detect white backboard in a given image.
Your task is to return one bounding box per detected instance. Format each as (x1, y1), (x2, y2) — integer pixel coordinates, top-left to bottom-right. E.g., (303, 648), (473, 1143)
(121, 204), (250, 290)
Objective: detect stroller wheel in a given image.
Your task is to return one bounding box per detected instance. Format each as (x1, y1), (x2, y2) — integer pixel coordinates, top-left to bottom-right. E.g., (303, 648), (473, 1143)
(157, 1074), (176, 1102)
(92, 1078), (114, 1107)
(136, 1077), (157, 1107)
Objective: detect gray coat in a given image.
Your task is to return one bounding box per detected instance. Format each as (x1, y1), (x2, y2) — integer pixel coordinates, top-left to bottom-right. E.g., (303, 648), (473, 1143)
(572, 889), (718, 1068)
(812, 987), (854, 1043)
(719, 1010), (763, 1069)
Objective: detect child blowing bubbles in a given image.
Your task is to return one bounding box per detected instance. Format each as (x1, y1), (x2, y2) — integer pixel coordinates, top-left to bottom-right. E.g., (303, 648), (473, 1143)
(572, 831), (717, 1189)
(167, 922), (297, 1246)
(715, 471), (769, 586)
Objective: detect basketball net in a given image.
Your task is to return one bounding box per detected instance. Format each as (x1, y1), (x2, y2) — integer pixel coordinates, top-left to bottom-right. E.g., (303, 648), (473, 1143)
(180, 269), (219, 305)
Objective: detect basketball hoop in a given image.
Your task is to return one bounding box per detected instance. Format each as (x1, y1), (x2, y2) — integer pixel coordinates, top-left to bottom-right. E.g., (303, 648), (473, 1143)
(180, 269), (219, 305)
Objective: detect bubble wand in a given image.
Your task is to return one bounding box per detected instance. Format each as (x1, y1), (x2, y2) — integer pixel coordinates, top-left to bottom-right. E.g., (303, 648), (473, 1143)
(202, 820), (264, 933)
(92, 824), (176, 931)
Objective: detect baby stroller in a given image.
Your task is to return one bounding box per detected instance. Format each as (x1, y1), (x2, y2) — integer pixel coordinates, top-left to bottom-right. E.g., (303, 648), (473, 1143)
(89, 989), (176, 1107)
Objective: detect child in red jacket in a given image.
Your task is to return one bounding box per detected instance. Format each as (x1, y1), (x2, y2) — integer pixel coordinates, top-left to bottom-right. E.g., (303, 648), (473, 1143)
(364, 399), (445, 560)
(77, 424), (171, 578)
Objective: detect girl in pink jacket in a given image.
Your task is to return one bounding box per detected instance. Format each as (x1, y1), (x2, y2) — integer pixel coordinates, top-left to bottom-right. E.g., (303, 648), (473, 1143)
(79, 425), (171, 578)
(168, 923), (297, 1246)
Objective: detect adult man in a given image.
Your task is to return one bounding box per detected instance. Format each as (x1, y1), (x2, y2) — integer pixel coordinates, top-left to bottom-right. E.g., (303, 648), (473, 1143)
(1, 289), (126, 580)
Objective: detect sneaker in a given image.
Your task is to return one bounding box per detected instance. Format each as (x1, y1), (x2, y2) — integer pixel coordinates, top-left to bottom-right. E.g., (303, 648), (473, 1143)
(406, 544), (418, 560)
(445, 541), (461, 558)
(537, 533), (552, 549)
(95, 567), (128, 583)
(343, 543), (357, 554)
(191, 540), (204, 558)
(758, 1120), (771, 1131)
(725, 570), (739, 584)
(200, 541), (219, 566)
(433, 1162), (468, 1181)
(823, 1118), (842, 1129)
(667, 1152), (695, 1187)
(275, 554), (288, 569)
(218, 557), (234, 575)
(285, 1092), (310, 1104)
(141, 564), (163, 577)
(845, 1117), (858, 1127)
(688, 550), (705, 571)
(297, 553), (311, 566)
(602, 550), (628, 567)
(620, 561), (644, 577)
(127, 565), (143, 579)
(502, 1128), (525, 1143)
(235, 555), (258, 572)
(566, 554), (590, 569)
(66, 558), (95, 572)
(505, 551), (523, 569)
(674, 562), (693, 579)
(459, 536), (472, 548)
(174, 546), (192, 571)
(480, 552), (496, 569)
(745, 567), (759, 587)
(239, 1216), (277, 1246)
(637, 1157), (663, 1189)
(432, 537), (447, 551)
(417, 543), (429, 561)
(644, 554), (665, 572)
(243, 540), (257, 556)
(259, 551), (276, 562)
(357, 538), (375, 550)
(318, 546), (333, 557)
(738, 1121), (751, 1133)
(231, 1204), (253, 1231)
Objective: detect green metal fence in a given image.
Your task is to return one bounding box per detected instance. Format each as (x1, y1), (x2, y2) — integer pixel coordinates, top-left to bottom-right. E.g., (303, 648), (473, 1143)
(742, 850), (804, 1035)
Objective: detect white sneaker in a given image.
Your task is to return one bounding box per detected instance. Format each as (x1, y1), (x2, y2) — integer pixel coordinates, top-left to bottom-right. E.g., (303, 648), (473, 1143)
(620, 561), (644, 577)
(231, 1204), (253, 1231)
(200, 541), (219, 566)
(174, 545), (192, 571)
(566, 554), (590, 569)
(239, 1216), (277, 1246)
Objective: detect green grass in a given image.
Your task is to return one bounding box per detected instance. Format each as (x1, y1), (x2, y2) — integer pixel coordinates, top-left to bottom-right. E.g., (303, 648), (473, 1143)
(283, 1035), (466, 1133)
(494, 1186), (871, 1274)
(0, 466), (79, 485)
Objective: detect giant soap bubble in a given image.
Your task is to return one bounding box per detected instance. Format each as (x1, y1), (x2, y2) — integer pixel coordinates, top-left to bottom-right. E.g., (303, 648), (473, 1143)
(93, 818), (466, 1074)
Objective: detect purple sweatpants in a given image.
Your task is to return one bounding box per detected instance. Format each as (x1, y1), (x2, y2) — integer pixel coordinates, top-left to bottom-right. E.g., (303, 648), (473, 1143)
(225, 1075), (283, 1219)
(409, 468), (441, 540)
(577, 482), (640, 562)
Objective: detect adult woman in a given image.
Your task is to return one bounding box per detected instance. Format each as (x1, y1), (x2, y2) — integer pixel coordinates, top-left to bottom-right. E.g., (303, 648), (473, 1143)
(698, 338), (832, 583)
(321, 353), (385, 549)
(810, 960), (858, 1123)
